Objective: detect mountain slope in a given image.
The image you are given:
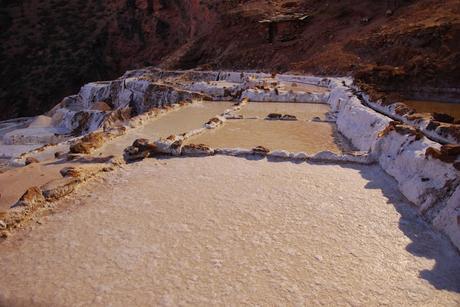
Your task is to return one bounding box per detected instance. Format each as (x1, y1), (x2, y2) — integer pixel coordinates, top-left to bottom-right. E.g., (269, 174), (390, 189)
(1, 0), (459, 120)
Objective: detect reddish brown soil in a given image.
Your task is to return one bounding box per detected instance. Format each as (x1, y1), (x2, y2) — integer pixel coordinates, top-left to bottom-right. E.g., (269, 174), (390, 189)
(1, 0), (459, 120)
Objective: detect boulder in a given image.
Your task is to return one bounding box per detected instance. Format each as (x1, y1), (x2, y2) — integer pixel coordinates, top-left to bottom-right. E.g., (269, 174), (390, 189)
(205, 117), (224, 129)
(266, 113), (282, 120)
(60, 165), (113, 180)
(393, 103), (414, 116)
(379, 121), (423, 140)
(69, 142), (93, 154)
(425, 147), (457, 163)
(291, 152), (309, 160)
(281, 114), (297, 121)
(269, 150), (291, 159)
(25, 157), (39, 165)
(81, 132), (106, 147)
(215, 148), (252, 156)
(60, 166), (82, 178)
(124, 146), (150, 162)
(123, 138), (160, 162)
(105, 126), (127, 138)
(312, 116), (322, 122)
(14, 187), (45, 207)
(132, 138), (158, 152)
(41, 177), (80, 201)
(182, 144), (214, 156)
(69, 131), (107, 154)
(252, 146), (270, 155)
(154, 135), (183, 156)
(265, 113), (297, 121)
(224, 114), (243, 120)
(440, 144), (460, 156)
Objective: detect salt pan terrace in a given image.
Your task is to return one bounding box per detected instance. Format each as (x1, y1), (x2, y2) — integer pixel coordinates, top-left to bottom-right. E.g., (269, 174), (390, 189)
(0, 69), (459, 306)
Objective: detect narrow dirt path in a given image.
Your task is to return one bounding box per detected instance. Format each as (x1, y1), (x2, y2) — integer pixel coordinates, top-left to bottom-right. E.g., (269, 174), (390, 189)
(1, 156), (459, 306)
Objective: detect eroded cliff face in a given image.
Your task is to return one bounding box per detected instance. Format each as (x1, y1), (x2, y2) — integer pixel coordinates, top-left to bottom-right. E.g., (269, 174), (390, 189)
(1, 0), (459, 120)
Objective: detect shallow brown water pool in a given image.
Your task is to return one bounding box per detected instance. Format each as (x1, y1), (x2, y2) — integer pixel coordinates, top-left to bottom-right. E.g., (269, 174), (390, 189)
(97, 102), (233, 156)
(403, 100), (460, 120)
(187, 120), (345, 153)
(239, 102), (330, 120)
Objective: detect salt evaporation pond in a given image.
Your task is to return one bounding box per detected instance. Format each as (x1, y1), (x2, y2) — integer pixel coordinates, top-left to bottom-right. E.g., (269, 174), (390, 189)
(0, 162), (74, 211)
(96, 101), (234, 156)
(403, 100), (460, 119)
(188, 102), (349, 153)
(188, 120), (345, 153)
(238, 102), (330, 120)
(0, 102), (233, 210)
(278, 82), (330, 94)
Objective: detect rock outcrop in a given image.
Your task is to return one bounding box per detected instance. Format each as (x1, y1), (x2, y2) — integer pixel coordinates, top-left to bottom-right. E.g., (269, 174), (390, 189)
(14, 187), (45, 208)
(182, 144), (215, 157)
(70, 132), (106, 154)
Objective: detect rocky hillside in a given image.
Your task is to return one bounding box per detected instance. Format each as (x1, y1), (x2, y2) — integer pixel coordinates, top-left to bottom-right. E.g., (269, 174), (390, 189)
(1, 0), (459, 120)
(0, 0), (218, 120)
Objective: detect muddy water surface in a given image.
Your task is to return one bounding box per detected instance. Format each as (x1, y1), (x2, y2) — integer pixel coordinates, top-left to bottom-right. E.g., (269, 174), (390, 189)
(187, 120), (344, 153)
(0, 102), (233, 210)
(97, 102), (233, 156)
(239, 102), (330, 120)
(404, 100), (460, 119)
(0, 162), (73, 211)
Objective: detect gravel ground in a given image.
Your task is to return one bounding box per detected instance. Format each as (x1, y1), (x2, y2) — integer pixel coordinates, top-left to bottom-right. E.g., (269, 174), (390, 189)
(0, 156), (459, 306)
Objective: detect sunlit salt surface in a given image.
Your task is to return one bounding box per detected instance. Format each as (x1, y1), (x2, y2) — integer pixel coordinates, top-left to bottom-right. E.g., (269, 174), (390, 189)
(239, 102), (330, 120)
(187, 120), (346, 153)
(403, 100), (460, 119)
(97, 102), (233, 156)
(1, 157), (459, 305)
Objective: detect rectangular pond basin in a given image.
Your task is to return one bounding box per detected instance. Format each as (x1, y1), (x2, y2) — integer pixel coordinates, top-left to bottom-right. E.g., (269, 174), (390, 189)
(97, 101), (234, 156)
(186, 119), (349, 154)
(278, 82), (329, 94)
(0, 102), (234, 211)
(403, 100), (460, 120)
(239, 102), (330, 120)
